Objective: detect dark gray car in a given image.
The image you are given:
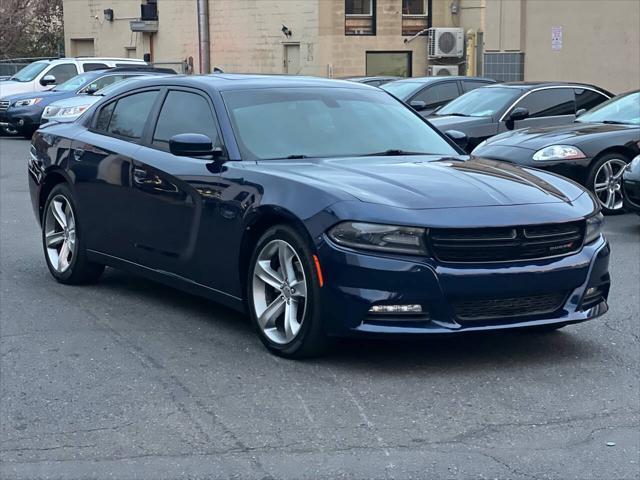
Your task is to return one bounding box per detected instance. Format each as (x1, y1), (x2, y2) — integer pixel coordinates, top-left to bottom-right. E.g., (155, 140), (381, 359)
(428, 82), (613, 152)
(381, 76), (496, 116)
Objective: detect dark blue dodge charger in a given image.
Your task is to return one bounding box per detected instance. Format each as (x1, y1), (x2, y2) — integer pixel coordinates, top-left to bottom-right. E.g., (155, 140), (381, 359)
(28, 74), (610, 357)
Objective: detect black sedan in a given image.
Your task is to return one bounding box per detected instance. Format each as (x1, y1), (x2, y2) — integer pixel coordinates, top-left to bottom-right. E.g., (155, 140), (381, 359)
(380, 76), (496, 116)
(623, 154), (640, 215)
(428, 82), (613, 152)
(29, 75), (610, 358)
(473, 90), (640, 214)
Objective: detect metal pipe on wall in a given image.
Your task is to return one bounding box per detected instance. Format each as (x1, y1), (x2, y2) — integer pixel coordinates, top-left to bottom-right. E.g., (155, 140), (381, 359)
(197, 0), (211, 73)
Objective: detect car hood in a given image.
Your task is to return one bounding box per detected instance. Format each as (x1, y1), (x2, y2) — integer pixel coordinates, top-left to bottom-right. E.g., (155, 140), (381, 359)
(48, 94), (100, 109)
(253, 156), (586, 209)
(3, 89), (68, 103)
(483, 122), (638, 150)
(427, 115), (490, 130)
(0, 80), (37, 98)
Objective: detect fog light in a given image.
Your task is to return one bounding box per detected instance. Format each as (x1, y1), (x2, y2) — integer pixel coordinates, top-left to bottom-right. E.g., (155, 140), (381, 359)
(585, 287), (598, 297)
(369, 304), (423, 314)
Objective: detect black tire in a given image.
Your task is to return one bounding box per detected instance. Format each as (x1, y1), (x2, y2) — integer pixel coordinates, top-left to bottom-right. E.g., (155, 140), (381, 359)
(42, 183), (105, 284)
(247, 224), (329, 358)
(22, 127), (36, 140)
(586, 153), (631, 215)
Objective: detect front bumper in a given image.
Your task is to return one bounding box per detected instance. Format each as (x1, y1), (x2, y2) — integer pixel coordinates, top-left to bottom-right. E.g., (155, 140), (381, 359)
(623, 178), (640, 214)
(317, 236), (610, 337)
(3, 106), (44, 132)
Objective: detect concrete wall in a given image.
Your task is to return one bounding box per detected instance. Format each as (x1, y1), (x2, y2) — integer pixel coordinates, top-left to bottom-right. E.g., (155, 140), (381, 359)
(210, 0), (321, 75)
(62, 0), (197, 66)
(521, 0), (640, 93)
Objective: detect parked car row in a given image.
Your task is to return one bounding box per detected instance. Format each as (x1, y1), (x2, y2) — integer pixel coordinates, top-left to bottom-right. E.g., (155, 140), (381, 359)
(28, 74), (611, 358)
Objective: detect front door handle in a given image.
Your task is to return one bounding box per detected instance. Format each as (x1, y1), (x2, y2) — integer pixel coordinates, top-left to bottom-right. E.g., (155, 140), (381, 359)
(72, 149), (84, 161)
(133, 167), (150, 184)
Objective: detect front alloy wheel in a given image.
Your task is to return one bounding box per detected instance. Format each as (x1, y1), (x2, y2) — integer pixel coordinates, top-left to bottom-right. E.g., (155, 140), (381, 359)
(252, 239), (307, 345)
(248, 225), (328, 358)
(592, 157), (628, 213)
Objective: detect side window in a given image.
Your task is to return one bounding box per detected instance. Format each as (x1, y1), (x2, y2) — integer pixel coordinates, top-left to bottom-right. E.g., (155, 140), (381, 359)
(413, 82), (460, 109)
(575, 89), (608, 112)
(153, 90), (219, 149)
(105, 91), (158, 140)
(463, 80), (491, 93)
(514, 88), (575, 118)
(95, 102), (116, 131)
(82, 74), (127, 93)
(82, 63), (108, 72)
(46, 64), (78, 83)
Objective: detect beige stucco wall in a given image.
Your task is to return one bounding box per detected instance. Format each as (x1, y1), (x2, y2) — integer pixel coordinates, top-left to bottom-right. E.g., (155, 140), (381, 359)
(318, 0), (433, 78)
(62, 0), (197, 66)
(521, 0), (640, 93)
(210, 0), (321, 75)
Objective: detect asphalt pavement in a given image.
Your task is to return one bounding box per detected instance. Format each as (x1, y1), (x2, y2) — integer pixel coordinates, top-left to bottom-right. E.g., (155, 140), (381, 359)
(1, 137), (639, 480)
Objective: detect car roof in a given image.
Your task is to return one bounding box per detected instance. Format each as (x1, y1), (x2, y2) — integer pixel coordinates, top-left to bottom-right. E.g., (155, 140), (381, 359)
(108, 74), (376, 92)
(488, 81), (608, 91)
(389, 76), (495, 84)
(343, 76), (401, 81)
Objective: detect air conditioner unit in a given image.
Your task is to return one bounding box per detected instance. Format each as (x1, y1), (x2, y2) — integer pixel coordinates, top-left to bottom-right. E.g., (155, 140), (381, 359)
(428, 28), (464, 58)
(429, 65), (459, 76)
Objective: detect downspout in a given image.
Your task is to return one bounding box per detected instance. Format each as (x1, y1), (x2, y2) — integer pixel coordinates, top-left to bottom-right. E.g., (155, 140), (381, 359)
(197, 0), (211, 73)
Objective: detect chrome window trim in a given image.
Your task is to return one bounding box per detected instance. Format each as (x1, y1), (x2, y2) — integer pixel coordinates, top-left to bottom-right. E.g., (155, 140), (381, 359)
(498, 85), (611, 123)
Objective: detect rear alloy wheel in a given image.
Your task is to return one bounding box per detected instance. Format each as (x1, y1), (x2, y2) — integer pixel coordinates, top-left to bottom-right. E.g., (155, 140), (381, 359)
(590, 154), (629, 214)
(42, 184), (104, 284)
(248, 225), (328, 358)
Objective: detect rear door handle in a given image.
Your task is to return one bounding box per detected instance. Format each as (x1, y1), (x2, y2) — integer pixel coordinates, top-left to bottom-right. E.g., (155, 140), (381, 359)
(72, 149), (84, 161)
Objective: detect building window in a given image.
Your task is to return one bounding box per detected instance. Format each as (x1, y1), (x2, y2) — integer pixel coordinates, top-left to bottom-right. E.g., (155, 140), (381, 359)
(402, 0), (430, 36)
(366, 51), (412, 77)
(345, 0), (376, 36)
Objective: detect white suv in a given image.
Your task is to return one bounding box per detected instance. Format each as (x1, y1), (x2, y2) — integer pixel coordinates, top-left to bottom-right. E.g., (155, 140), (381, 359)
(0, 58), (147, 98)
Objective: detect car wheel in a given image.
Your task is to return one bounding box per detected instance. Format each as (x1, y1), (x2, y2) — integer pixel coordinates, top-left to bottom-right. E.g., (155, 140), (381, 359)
(42, 184), (105, 284)
(588, 153), (630, 215)
(22, 127), (36, 140)
(247, 225), (329, 358)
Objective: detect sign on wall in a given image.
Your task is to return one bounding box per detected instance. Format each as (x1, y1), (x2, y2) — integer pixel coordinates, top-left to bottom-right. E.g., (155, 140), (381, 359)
(551, 26), (563, 51)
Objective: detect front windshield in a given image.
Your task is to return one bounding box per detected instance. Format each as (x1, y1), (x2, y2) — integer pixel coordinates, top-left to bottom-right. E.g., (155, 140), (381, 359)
(380, 81), (423, 100)
(54, 72), (97, 92)
(222, 87), (457, 160)
(10, 61), (49, 82)
(93, 75), (146, 96)
(577, 91), (640, 125)
(437, 87), (520, 117)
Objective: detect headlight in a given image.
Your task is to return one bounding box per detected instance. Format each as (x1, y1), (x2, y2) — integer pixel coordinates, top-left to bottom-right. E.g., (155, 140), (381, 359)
(584, 213), (604, 244)
(59, 105), (90, 117)
(13, 98), (43, 107)
(328, 222), (428, 255)
(532, 145), (586, 161)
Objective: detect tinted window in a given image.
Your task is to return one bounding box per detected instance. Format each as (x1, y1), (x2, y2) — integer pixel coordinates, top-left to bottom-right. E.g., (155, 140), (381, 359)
(575, 89), (609, 112)
(153, 91), (218, 148)
(222, 87), (457, 161)
(46, 64), (79, 83)
(381, 81), (423, 101)
(463, 80), (492, 92)
(80, 74), (130, 94)
(577, 91), (640, 125)
(95, 102), (115, 131)
(437, 87), (520, 117)
(412, 82), (460, 109)
(106, 91), (158, 139)
(83, 63), (108, 72)
(514, 88), (575, 118)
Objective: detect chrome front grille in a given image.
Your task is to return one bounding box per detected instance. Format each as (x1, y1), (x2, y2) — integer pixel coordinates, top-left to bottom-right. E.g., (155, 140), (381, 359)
(429, 222), (585, 263)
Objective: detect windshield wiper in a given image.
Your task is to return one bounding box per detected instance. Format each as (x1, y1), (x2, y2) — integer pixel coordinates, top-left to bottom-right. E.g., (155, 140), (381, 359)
(439, 112), (469, 117)
(363, 149), (433, 157)
(601, 120), (628, 125)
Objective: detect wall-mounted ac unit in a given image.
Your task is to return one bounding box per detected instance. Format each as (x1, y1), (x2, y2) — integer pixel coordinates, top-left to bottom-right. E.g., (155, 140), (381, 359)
(429, 65), (459, 76)
(428, 28), (464, 58)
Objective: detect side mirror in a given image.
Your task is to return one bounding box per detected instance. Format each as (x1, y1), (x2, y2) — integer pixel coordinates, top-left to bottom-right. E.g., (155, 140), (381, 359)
(40, 74), (57, 86)
(409, 100), (426, 111)
(83, 84), (99, 95)
(169, 133), (222, 157)
(576, 108), (587, 117)
(508, 107), (529, 122)
(445, 130), (468, 151)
